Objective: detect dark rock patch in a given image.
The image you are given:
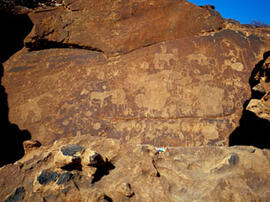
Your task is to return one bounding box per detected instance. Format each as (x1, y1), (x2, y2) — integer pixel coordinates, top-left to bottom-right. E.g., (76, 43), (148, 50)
(61, 144), (85, 156)
(56, 172), (73, 185)
(103, 195), (113, 202)
(228, 153), (238, 165)
(37, 170), (59, 185)
(8, 65), (35, 73)
(5, 186), (25, 202)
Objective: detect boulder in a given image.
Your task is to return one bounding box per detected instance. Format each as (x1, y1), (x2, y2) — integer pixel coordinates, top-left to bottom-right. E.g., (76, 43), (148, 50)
(3, 29), (269, 147)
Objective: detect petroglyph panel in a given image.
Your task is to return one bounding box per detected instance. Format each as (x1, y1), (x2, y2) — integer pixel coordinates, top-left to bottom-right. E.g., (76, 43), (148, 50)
(3, 30), (258, 146)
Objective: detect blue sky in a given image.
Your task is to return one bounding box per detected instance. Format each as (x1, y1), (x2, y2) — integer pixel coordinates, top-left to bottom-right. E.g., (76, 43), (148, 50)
(188, 0), (270, 24)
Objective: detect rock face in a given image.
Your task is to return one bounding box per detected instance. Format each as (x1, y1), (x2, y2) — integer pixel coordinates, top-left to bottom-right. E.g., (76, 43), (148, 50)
(24, 0), (224, 55)
(1, 135), (270, 201)
(1, 0), (270, 201)
(227, 52), (270, 149)
(4, 29), (267, 147)
(2, 0), (270, 148)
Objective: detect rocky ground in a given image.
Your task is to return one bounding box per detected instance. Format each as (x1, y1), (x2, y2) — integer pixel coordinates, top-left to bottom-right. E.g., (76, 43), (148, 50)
(0, 0), (270, 201)
(1, 135), (270, 201)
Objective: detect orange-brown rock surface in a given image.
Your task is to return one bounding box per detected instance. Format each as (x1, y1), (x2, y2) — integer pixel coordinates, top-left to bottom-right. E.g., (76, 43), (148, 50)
(2, 29), (264, 146)
(1, 135), (270, 201)
(3, 24), (270, 147)
(24, 0), (224, 55)
(1, 0), (270, 201)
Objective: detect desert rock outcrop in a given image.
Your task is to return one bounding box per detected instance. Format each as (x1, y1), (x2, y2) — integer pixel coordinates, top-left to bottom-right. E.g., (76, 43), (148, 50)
(4, 29), (268, 146)
(1, 0), (270, 201)
(2, 0), (270, 148)
(3, 15), (270, 147)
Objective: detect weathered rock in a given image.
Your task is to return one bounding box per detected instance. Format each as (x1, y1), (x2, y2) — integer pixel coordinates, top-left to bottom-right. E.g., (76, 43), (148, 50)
(24, 0), (224, 55)
(228, 152), (239, 165)
(1, 135), (270, 201)
(81, 148), (105, 167)
(200, 5), (215, 10)
(223, 20), (270, 56)
(2, 0), (270, 201)
(56, 172), (73, 185)
(227, 52), (270, 149)
(54, 144), (84, 169)
(116, 182), (134, 197)
(53, 143), (110, 181)
(4, 186), (25, 202)
(37, 170), (59, 185)
(23, 140), (41, 153)
(3, 29), (269, 147)
(60, 144), (85, 156)
(247, 97), (270, 119)
(247, 54), (270, 120)
(252, 83), (267, 94)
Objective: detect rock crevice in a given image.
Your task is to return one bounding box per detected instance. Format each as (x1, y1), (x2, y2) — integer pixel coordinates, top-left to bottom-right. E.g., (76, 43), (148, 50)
(230, 51), (270, 149)
(0, 11), (33, 167)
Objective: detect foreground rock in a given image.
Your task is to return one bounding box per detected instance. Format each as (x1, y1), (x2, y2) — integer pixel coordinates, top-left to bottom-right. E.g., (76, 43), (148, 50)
(1, 135), (270, 201)
(4, 28), (269, 146)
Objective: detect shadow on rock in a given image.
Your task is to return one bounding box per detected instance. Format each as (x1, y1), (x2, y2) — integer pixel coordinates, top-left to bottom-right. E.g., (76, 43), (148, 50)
(0, 11), (33, 167)
(249, 51), (270, 89)
(229, 51), (270, 149)
(229, 110), (270, 149)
